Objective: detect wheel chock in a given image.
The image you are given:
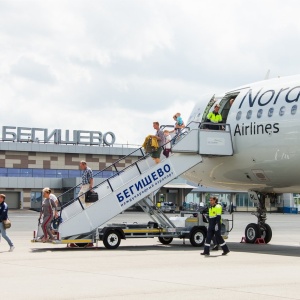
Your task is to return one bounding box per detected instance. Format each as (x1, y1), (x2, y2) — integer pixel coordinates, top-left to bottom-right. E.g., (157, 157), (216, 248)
(240, 237), (247, 243)
(254, 238), (265, 244)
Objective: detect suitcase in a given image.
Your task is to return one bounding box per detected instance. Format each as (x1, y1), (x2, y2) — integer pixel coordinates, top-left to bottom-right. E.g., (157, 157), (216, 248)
(86, 191), (99, 203)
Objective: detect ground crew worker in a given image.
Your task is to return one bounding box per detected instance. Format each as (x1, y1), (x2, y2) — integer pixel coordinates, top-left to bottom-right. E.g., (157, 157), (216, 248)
(201, 196), (230, 256)
(206, 104), (222, 130)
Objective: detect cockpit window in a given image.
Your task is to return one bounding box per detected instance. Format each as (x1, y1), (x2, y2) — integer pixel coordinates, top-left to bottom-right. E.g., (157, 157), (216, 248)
(257, 109), (263, 118)
(246, 110), (252, 119)
(236, 111), (242, 121)
(279, 106), (285, 116)
(291, 105), (297, 115)
(268, 108), (274, 117)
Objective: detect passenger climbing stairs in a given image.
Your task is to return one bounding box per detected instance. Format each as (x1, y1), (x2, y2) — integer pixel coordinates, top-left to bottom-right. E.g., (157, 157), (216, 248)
(58, 126), (234, 240)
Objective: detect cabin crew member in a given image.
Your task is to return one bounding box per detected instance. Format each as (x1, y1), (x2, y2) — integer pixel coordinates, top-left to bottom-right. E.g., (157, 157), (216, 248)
(78, 161), (94, 204)
(206, 104), (222, 130)
(201, 196), (230, 256)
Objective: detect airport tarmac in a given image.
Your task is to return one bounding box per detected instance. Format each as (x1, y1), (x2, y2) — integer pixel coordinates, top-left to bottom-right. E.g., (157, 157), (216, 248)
(1, 210), (300, 300)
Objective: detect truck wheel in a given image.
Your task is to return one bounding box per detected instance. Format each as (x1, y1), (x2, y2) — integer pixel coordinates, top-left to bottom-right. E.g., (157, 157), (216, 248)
(103, 230), (121, 249)
(158, 237), (173, 245)
(245, 223), (259, 243)
(190, 228), (205, 247)
(260, 223), (272, 244)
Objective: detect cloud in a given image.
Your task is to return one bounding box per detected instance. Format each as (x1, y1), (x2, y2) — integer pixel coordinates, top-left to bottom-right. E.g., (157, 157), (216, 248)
(10, 56), (57, 84)
(0, 0), (300, 145)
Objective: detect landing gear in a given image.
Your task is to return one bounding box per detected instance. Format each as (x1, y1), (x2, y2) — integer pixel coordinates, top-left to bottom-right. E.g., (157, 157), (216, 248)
(244, 191), (273, 244)
(245, 223), (259, 243)
(259, 223), (272, 244)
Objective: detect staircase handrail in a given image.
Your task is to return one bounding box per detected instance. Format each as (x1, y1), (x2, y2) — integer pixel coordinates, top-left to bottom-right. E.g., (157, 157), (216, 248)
(58, 122), (205, 210)
(56, 146), (146, 206)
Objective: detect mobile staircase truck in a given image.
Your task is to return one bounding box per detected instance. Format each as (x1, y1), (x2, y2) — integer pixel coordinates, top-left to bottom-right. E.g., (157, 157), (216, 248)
(32, 123), (234, 249)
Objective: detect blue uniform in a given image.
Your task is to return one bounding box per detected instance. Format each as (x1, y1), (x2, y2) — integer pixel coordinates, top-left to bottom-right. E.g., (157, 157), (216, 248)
(203, 204), (229, 255)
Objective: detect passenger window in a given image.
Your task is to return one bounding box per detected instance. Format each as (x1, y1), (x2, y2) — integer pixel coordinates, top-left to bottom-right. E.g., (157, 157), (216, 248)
(246, 110), (252, 119)
(279, 106), (285, 116)
(257, 109), (263, 118)
(268, 108), (274, 117)
(291, 105), (297, 115)
(236, 111), (242, 121)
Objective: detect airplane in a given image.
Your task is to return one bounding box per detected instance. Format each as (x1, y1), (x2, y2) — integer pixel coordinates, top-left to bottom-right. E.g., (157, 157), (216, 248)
(181, 74), (300, 244)
(38, 74), (299, 249)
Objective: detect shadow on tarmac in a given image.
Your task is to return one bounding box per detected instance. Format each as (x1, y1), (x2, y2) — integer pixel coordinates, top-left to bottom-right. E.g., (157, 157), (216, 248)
(30, 241), (300, 257)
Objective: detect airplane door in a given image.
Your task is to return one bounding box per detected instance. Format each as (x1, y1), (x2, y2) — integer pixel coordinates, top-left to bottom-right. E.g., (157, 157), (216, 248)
(202, 93), (240, 124)
(201, 95), (216, 123)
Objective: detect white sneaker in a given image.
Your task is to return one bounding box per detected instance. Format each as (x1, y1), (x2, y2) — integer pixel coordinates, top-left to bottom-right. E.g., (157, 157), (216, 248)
(9, 246), (15, 252)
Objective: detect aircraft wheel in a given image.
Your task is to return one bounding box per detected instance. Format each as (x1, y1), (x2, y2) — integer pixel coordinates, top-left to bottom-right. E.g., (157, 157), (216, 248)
(103, 230), (121, 249)
(260, 223), (272, 244)
(190, 228), (206, 247)
(158, 236), (173, 245)
(245, 223), (259, 243)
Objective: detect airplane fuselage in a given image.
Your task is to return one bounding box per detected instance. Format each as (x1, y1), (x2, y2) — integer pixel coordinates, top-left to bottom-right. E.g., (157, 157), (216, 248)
(183, 75), (300, 193)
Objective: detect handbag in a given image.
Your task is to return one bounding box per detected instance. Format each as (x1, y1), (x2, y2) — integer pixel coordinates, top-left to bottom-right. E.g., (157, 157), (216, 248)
(86, 190), (99, 203)
(52, 216), (62, 230)
(2, 219), (11, 229)
(163, 148), (171, 158)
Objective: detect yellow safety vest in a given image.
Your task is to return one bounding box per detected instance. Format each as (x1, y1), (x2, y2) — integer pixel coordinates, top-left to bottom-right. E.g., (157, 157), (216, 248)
(207, 112), (222, 123)
(209, 204), (222, 220)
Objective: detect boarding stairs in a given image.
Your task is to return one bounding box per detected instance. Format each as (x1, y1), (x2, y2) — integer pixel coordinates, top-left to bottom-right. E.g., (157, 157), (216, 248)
(58, 126), (233, 239)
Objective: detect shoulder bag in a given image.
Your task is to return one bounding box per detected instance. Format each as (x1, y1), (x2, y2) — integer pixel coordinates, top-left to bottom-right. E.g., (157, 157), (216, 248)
(3, 219), (11, 229)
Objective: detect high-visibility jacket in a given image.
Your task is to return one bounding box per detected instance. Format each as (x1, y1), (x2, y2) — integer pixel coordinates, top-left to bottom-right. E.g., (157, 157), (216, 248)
(208, 204), (222, 226)
(207, 111), (222, 123)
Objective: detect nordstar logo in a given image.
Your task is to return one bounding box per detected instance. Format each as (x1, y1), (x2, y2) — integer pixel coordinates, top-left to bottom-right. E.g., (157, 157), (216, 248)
(238, 86), (300, 109)
(117, 164), (172, 203)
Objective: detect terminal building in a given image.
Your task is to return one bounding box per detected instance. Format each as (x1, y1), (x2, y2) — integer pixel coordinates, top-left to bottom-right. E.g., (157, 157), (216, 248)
(0, 125), (143, 209)
(0, 125), (297, 213)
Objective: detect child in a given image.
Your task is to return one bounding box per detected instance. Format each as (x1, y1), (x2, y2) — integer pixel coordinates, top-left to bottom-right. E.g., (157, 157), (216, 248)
(171, 113), (185, 145)
(163, 130), (172, 158)
(174, 113), (184, 127)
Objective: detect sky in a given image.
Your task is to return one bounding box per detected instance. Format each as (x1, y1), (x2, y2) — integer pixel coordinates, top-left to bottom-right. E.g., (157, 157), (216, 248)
(1, 0), (300, 146)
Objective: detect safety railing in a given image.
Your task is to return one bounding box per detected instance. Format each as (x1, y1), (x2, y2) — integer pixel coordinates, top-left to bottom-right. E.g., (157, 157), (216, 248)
(59, 152), (158, 223)
(57, 146), (147, 209)
(58, 121), (220, 223)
